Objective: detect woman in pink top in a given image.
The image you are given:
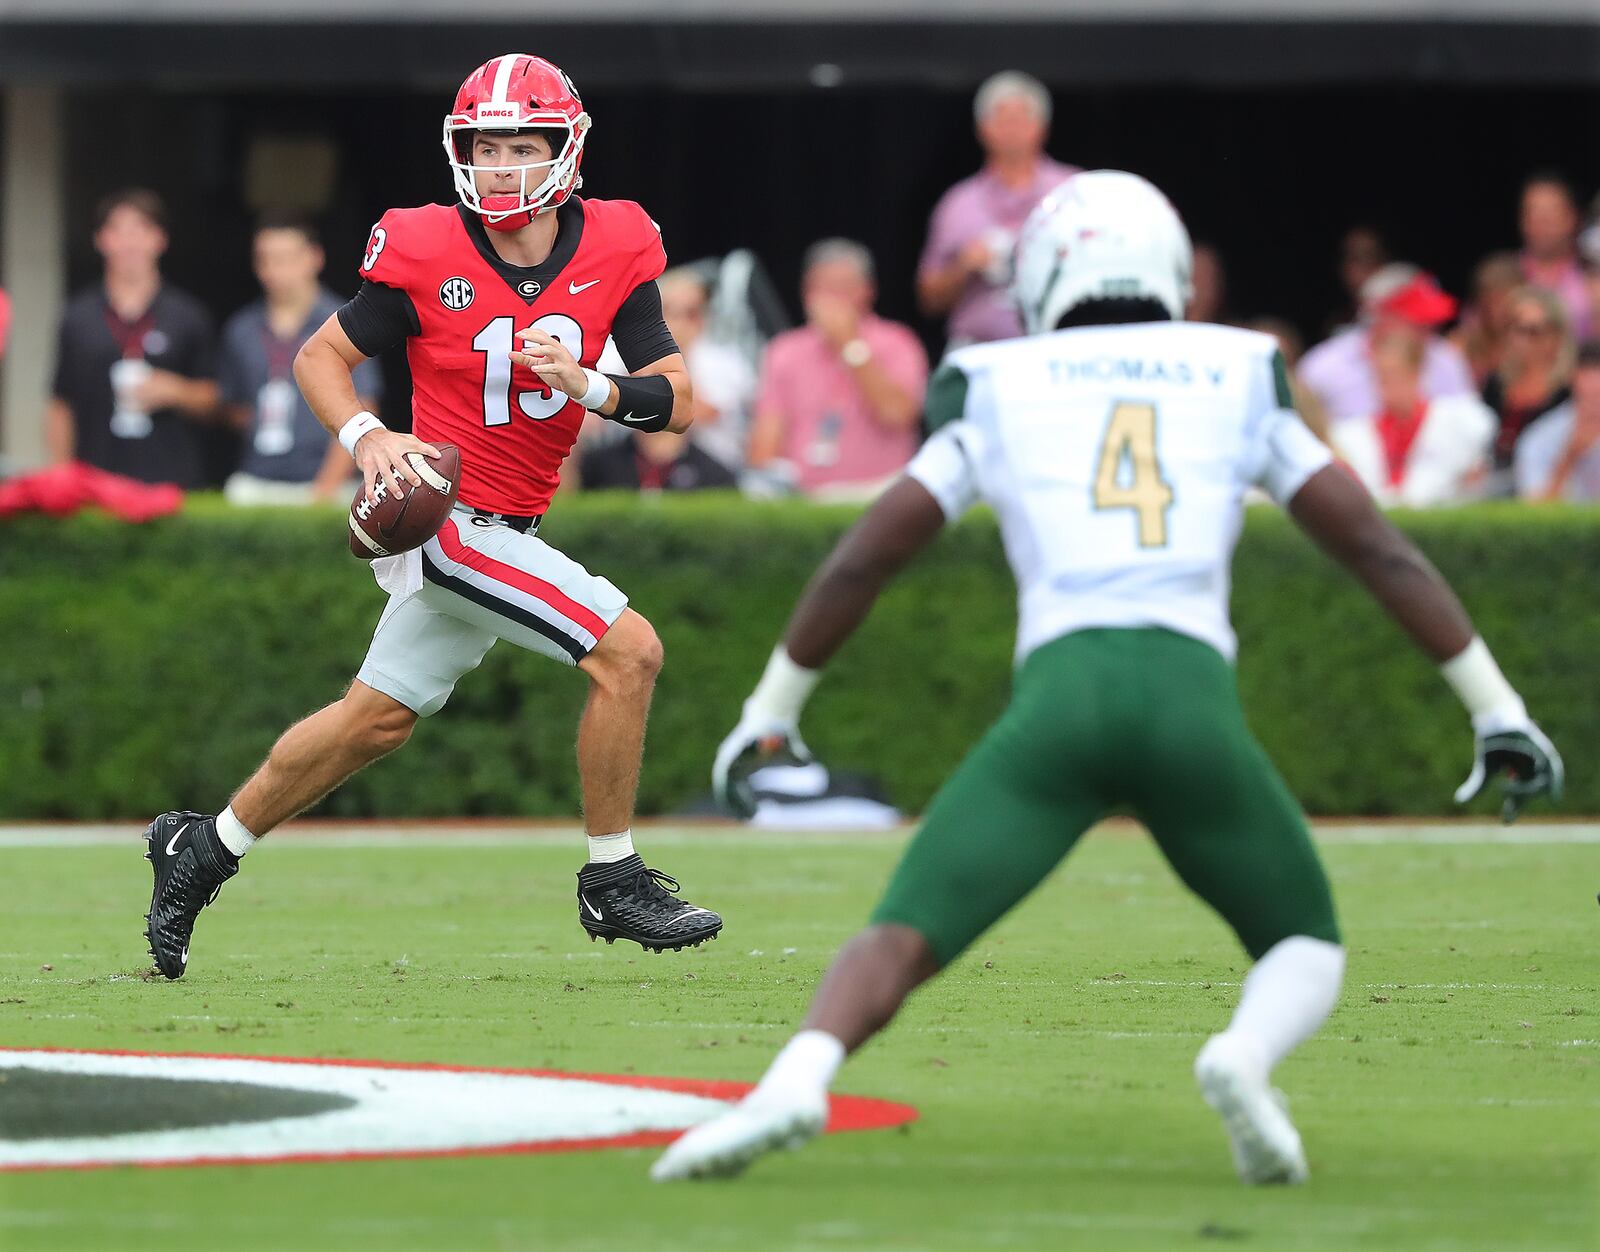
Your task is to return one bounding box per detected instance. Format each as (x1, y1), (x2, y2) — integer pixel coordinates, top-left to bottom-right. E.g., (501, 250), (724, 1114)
(748, 239), (928, 497)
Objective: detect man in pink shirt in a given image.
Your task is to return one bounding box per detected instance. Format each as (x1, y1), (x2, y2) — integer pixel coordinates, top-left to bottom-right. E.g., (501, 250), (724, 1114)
(749, 239), (928, 497)
(918, 71), (1079, 347)
(1298, 264), (1476, 426)
(1520, 173), (1592, 342)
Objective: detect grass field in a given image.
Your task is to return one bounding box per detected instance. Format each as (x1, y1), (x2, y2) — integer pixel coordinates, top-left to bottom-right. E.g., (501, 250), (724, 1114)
(0, 823), (1595, 1251)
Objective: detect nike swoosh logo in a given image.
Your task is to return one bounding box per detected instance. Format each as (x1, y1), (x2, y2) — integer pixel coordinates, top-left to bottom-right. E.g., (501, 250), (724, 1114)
(582, 896), (603, 921)
(165, 822), (190, 857)
(617, 411), (655, 425)
(568, 279), (600, 295)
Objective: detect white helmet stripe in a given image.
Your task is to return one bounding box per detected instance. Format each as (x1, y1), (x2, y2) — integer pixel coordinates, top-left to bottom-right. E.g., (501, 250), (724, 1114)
(490, 53), (522, 104)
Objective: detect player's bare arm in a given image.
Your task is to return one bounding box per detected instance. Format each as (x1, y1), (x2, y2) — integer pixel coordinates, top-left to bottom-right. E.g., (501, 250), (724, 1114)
(1288, 463), (1562, 819)
(712, 477), (947, 816)
(294, 312), (438, 501)
(1288, 464), (1474, 661)
(782, 477), (948, 666)
(512, 330), (693, 434)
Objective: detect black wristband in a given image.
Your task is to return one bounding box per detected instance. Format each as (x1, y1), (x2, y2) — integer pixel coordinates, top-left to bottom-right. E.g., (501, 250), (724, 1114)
(602, 373), (676, 433)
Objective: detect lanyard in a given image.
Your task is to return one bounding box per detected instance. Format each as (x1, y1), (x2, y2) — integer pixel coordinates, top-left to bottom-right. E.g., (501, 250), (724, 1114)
(103, 306), (157, 361)
(262, 327), (299, 382)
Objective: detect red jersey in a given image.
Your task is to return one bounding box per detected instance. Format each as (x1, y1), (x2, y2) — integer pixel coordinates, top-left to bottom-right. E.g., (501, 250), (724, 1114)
(359, 197), (666, 515)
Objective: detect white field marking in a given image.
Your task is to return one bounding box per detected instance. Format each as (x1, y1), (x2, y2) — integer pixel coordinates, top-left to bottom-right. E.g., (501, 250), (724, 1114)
(0, 1050), (731, 1170)
(3, 820), (1598, 849)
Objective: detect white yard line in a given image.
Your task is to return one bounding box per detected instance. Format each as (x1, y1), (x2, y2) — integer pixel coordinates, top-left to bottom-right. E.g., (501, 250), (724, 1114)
(1, 820), (1597, 848)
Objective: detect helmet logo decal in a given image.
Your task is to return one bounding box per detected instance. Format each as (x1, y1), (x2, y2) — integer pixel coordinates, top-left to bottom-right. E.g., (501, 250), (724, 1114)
(475, 104), (519, 123)
(440, 277), (476, 311)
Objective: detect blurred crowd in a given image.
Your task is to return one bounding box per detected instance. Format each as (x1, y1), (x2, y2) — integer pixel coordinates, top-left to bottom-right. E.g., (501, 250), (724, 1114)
(7, 71), (1600, 510)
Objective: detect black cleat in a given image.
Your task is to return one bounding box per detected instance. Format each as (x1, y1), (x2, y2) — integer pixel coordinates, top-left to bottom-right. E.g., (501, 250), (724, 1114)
(577, 854), (722, 953)
(144, 812), (237, 980)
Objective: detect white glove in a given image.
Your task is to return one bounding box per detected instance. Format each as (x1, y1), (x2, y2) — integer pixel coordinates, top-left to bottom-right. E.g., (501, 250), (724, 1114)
(1454, 708), (1564, 824)
(712, 704), (814, 821)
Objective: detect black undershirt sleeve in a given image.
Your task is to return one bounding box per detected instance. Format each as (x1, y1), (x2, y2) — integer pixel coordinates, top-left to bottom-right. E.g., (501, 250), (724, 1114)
(609, 280), (680, 372)
(336, 280), (421, 358)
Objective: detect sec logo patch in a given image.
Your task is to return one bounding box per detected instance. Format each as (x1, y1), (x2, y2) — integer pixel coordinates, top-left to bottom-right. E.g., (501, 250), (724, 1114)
(439, 277), (475, 311)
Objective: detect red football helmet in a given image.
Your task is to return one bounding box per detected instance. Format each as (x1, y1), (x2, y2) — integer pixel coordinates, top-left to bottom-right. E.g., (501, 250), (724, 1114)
(442, 54), (591, 233)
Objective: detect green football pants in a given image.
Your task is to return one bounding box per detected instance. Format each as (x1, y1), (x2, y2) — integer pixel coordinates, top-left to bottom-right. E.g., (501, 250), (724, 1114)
(872, 628), (1340, 966)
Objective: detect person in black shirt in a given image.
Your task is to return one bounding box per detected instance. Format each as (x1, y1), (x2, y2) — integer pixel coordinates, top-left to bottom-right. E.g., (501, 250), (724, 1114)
(580, 427), (737, 492)
(47, 189), (219, 488)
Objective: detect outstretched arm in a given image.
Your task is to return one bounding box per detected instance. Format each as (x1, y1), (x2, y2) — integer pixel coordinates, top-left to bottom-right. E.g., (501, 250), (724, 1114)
(1287, 463), (1473, 662)
(1287, 464), (1562, 820)
(713, 478), (949, 816)
(783, 478), (949, 666)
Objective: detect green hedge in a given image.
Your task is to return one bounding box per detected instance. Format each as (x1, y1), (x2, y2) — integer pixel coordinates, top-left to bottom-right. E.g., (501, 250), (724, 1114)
(1, 495), (1593, 819)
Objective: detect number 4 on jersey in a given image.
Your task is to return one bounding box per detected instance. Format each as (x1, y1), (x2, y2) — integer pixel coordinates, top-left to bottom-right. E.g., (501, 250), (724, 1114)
(1093, 402), (1174, 547)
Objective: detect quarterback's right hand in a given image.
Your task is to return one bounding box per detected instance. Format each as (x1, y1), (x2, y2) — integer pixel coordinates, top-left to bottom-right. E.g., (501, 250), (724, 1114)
(355, 429), (441, 504)
(713, 708), (814, 821)
(1453, 710), (1564, 824)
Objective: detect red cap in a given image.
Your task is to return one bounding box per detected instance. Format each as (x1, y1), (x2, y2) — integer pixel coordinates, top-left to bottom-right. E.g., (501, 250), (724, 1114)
(1376, 272), (1458, 327)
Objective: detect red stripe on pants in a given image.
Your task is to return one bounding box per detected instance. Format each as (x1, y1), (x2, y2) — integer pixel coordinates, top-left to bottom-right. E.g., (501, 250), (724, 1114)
(434, 520), (611, 641)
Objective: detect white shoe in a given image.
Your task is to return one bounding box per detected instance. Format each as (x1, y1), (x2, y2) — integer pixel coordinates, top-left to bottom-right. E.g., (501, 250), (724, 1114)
(650, 1088), (827, 1182)
(1194, 1034), (1309, 1185)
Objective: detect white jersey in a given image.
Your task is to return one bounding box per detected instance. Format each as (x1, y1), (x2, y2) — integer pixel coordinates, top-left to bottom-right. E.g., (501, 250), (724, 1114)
(908, 321), (1332, 663)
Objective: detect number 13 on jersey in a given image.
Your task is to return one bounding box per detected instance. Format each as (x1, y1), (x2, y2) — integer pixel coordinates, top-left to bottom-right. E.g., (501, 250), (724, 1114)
(1093, 401), (1174, 547)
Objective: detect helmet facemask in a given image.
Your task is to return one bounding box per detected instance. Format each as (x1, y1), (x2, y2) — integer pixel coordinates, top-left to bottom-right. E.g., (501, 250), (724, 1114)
(442, 113), (590, 232)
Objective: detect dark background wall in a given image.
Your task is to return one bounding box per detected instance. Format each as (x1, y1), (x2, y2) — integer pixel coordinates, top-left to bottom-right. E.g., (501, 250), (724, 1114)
(56, 81), (1600, 421)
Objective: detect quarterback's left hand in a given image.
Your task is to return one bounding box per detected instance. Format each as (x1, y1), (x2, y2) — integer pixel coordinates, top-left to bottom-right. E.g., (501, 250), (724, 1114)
(1454, 710), (1564, 824)
(512, 328), (587, 399)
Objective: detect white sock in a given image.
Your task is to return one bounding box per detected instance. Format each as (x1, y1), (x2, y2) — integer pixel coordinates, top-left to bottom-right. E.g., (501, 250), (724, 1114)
(754, 1029), (846, 1102)
(215, 805), (257, 858)
(587, 829), (635, 864)
(1219, 936), (1345, 1074)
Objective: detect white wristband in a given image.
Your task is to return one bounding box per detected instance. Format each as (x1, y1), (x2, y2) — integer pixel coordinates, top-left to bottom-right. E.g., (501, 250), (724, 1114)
(576, 368), (612, 412)
(746, 646), (822, 724)
(1441, 636), (1525, 721)
(337, 411), (386, 458)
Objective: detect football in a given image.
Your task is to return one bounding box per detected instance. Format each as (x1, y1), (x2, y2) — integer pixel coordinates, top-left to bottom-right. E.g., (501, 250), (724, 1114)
(347, 443), (461, 559)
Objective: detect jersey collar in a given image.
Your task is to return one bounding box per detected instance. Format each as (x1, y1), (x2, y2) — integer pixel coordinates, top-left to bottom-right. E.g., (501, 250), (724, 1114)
(455, 199), (586, 307)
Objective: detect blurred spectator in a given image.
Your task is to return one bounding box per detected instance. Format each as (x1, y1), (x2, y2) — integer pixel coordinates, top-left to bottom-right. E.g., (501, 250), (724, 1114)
(46, 189), (218, 487)
(749, 239), (928, 498)
(1519, 173), (1591, 341)
(1186, 243), (1234, 325)
(1515, 340), (1600, 502)
(659, 266), (757, 472)
(1248, 316), (1329, 442)
(221, 214), (381, 506)
(580, 428), (736, 492)
(1580, 193), (1600, 341)
(1332, 329), (1494, 507)
(1297, 264), (1474, 426)
(917, 71), (1079, 347)
(1330, 225), (1390, 331)
(1451, 252), (1523, 385)
(1481, 285), (1574, 477)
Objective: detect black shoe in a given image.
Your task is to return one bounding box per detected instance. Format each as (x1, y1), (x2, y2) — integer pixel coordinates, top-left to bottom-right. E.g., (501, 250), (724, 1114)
(144, 811), (238, 980)
(577, 854), (722, 953)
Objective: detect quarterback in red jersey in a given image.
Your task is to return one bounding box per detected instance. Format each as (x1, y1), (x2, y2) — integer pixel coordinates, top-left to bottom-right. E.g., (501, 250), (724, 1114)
(140, 54), (722, 980)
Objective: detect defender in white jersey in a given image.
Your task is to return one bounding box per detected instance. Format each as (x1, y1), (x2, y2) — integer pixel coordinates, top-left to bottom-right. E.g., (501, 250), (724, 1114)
(658, 172), (1562, 1185)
